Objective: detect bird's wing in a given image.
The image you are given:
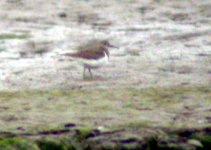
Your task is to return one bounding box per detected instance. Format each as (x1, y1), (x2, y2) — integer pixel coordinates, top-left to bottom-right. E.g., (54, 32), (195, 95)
(70, 48), (105, 60)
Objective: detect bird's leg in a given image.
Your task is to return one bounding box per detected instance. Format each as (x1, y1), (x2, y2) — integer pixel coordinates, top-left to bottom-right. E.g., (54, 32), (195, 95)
(83, 66), (86, 79)
(88, 67), (93, 79)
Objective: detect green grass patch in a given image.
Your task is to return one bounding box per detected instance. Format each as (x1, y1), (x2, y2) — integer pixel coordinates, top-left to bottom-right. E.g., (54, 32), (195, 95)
(0, 84), (210, 135)
(0, 138), (38, 150)
(0, 33), (30, 40)
(37, 139), (67, 150)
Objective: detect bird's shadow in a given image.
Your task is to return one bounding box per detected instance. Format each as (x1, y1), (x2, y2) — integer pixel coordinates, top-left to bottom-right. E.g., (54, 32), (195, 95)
(83, 75), (106, 81)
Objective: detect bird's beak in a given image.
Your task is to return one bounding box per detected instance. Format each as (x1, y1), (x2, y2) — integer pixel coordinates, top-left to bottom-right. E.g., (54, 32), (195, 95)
(108, 43), (118, 48)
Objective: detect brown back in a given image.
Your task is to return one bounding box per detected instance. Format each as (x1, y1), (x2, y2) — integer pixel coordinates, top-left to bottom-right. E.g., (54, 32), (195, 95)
(70, 40), (110, 60)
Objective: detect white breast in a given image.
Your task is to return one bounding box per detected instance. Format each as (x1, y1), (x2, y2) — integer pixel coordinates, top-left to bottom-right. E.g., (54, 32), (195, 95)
(79, 51), (109, 68)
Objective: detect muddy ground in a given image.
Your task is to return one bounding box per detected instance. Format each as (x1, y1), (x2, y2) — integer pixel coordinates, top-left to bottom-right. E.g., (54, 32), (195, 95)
(0, 0), (210, 90)
(0, 0), (210, 149)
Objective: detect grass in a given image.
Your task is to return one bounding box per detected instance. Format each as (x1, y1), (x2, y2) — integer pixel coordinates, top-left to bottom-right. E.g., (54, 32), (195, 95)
(0, 138), (39, 150)
(0, 84), (210, 149)
(0, 85), (210, 131)
(0, 33), (30, 40)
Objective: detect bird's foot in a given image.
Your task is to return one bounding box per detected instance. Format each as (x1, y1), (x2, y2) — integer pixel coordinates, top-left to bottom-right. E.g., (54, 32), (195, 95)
(83, 75), (94, 81)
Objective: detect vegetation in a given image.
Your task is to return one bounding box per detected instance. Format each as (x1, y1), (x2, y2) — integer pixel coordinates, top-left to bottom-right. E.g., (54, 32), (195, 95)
(0, 33), (30, 40)
(0, 84), (210, 149)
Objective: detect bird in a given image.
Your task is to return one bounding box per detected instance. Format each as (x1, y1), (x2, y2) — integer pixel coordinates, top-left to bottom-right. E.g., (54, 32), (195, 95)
(63, 39), (116, 79)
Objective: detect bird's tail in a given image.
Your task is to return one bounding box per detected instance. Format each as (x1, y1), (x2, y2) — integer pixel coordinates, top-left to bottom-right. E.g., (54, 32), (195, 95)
(56, 52), (76, 61)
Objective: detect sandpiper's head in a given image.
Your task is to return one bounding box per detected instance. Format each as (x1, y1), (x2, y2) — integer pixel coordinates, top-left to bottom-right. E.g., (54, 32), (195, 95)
(100, 40), (117, 48)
